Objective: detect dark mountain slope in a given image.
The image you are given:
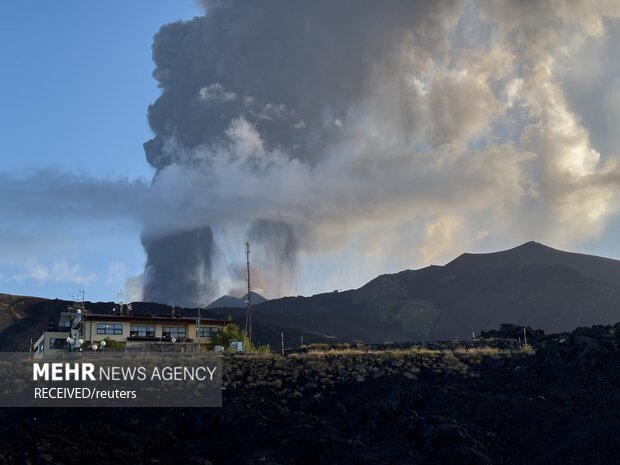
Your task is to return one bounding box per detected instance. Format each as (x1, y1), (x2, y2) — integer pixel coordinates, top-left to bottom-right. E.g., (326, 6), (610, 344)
(374, 264), (620, 338)
(3, 242), (620, 347)
(232, 243), (620, 342)
(0, 294), (67, 351)
(447, 241), (620, 287)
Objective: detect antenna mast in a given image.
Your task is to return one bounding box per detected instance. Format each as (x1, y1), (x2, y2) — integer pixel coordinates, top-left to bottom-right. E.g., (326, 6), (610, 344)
(78, 289), (86, 342)
(196, 284), (201, 327)
(244, 241), (252, 345)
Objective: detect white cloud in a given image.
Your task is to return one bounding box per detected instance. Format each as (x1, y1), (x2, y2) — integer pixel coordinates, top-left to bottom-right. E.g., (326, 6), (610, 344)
(416, 216), (471, 266)
(106, 261), (127, 285)
(199, 83), (237, 102)
(0, 169), (147, 224)
(123, 274), (144, 303)
(11, 260), (96, 286)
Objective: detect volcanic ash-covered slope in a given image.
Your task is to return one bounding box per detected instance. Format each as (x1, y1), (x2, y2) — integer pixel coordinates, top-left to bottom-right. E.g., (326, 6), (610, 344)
(235, 242), (620, 342)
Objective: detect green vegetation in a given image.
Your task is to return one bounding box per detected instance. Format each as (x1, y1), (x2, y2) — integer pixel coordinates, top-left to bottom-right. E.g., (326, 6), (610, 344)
(379, 299), (440, 340)
(210, 316), (270, 353)
(210, 316), (245, 348)
(399, 301), (440, 339)
(101, 337), (125, 350)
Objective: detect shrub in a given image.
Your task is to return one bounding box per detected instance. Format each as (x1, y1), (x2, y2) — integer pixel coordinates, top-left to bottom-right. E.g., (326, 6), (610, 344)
(101, 337), (125, 350)
(210, 316), (270, 353)
(210, 316), (246, 348)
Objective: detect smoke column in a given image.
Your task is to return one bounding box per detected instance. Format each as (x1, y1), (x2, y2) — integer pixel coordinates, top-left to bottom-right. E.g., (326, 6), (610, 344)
(139, 0), (620, 305)
(142, 227), (215, 307)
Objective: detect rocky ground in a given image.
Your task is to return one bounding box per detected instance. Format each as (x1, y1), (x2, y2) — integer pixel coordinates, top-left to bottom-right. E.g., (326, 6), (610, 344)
(0, 323), (619, 465)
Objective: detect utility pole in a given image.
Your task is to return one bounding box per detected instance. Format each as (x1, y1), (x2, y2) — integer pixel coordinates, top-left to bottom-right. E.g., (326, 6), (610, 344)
(523, 327), (528, 346)
(244, 241), (252, 346)
(78, 290), (86, 344)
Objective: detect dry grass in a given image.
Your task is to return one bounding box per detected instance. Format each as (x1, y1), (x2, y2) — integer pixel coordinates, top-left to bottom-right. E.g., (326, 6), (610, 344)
(293, 346), (520, 358)
(221, 341), (539, 391)
(225, 343), (537, 368)
(521, 343), (535, 354)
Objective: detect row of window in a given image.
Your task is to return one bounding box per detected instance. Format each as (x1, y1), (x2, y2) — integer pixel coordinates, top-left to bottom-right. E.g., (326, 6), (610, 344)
(96, 323), (123, 335)
(97, 323), (220, 338)
(163, 327), (186, 338)
(130, 325), (155, 337)
(196, 326), (220, 337)
(38, 324), (221, 352)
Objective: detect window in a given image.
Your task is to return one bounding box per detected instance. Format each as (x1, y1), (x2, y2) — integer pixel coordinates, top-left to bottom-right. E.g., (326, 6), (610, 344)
(196, 326), (220, 337)
(59, 320), (71, 328)
(162, 327), (186, 339)
(130, 325), (155, 337)
(49, 338), (68, 350)
(97, 323), (123, 335)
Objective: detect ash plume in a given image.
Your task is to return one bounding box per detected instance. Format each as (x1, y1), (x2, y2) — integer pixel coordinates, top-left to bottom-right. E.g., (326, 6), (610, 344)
(247, 219), (299, 297)
(137, 0), (620, 304)
(142, 227), (216, 307)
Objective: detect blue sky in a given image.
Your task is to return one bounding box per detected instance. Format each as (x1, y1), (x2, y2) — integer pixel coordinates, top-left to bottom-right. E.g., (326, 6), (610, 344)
(0, 1), (200, 301)
(0, 1), (199, 178)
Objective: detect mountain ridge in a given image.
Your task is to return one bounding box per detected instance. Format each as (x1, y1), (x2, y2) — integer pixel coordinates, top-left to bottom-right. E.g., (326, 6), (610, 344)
(446, 241), (620, 287)
(206, 291), (267, 309)
(229, 241), (620, 341)
(2, 242), (620, 348)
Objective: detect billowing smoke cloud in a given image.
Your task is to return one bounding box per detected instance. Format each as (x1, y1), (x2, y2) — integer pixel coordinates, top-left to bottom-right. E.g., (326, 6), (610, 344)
(138, 0), (620, 304)
(144, 0), (457, 167)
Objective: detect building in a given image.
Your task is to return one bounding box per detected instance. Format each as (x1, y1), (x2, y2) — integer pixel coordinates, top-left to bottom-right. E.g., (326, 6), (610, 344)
(33, 307), (227, 359)
(33, 331), (73, 359)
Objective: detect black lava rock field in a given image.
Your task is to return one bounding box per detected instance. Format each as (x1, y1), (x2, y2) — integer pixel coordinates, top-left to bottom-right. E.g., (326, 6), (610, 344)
(1, 323), (619, 465)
